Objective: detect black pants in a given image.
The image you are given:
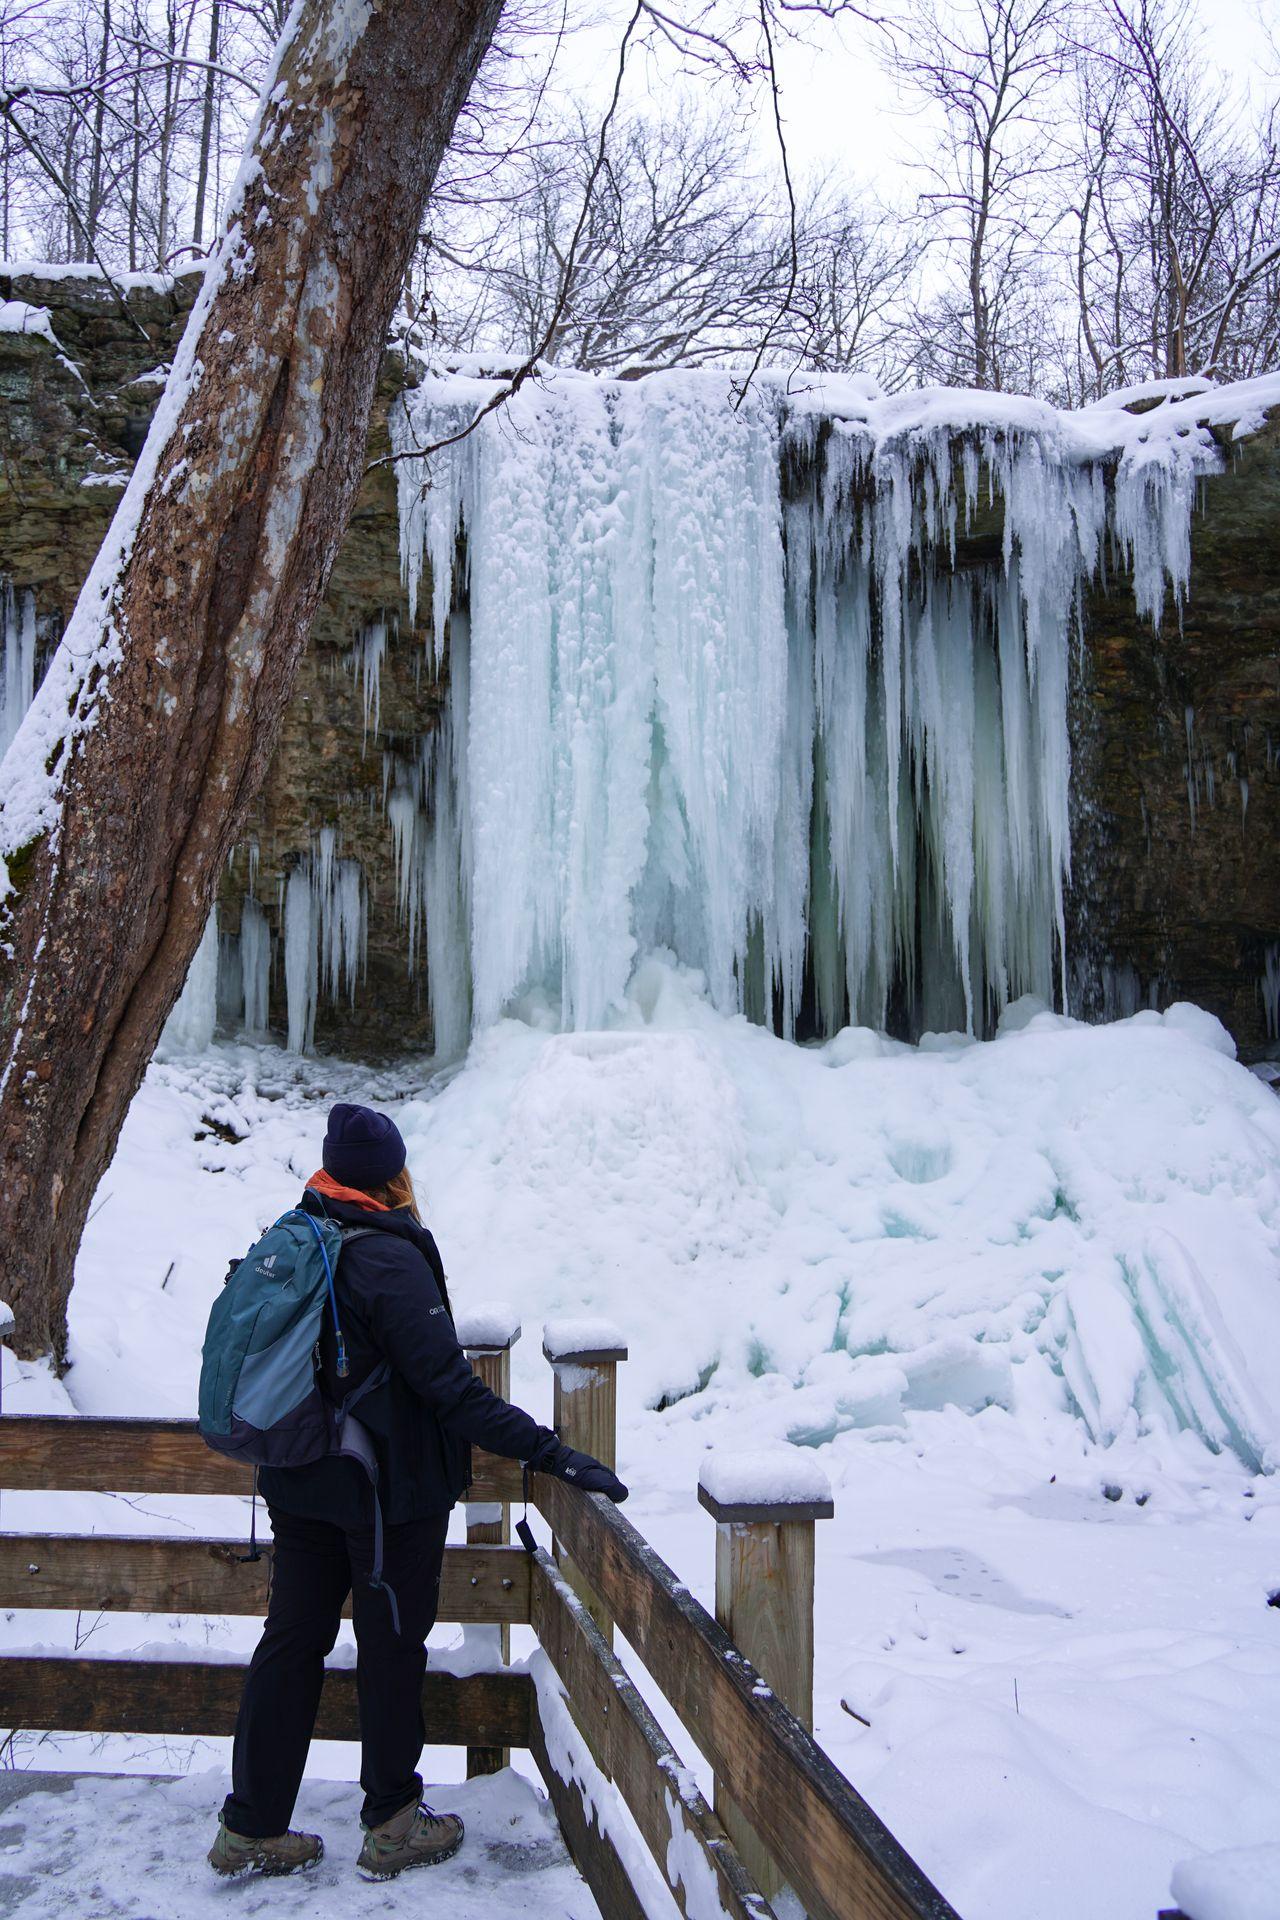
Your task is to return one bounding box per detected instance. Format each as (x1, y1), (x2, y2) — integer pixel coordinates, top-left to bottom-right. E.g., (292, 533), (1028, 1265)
(222, 1504), (450, 1837)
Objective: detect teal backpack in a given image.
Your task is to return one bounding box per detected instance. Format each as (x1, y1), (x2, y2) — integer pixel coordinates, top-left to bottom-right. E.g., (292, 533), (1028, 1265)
(198, 1207), (400, 1626)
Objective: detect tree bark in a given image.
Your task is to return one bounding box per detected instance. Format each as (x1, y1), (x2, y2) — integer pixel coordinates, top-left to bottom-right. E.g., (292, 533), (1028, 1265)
(0, 0), (506, 1360)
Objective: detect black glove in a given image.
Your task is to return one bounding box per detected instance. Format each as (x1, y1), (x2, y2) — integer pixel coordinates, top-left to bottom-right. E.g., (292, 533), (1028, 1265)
(528, 1436), (628, 1503)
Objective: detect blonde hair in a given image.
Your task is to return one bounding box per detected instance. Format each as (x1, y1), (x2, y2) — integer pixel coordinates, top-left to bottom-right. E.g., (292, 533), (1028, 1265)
(364, 1165), (422, 1219)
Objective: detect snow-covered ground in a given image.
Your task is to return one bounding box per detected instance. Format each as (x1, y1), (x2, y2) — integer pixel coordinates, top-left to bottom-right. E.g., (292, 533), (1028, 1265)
(3, 958), (1280, 1920)
(0, 1766), (598, 1919)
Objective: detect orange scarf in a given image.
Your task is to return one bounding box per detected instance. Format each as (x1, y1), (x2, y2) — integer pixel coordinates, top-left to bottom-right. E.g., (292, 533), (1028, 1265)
(305, 1168), (392, 1212)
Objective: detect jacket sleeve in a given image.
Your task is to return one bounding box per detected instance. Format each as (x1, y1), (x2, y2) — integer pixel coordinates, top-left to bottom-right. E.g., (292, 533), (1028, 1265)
(358, 1237), (552, 1461)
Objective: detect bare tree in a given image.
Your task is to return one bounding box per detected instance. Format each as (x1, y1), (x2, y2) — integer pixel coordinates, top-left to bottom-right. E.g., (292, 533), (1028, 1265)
(789, 190), (923, 381)
(421, 97), (918, 380)
(427, 101), (802, 370)
(1067, 0), (1280, 394)
(0, 0), (274, 269)
(0, 0), (505, 1358)
(189, 0), (219, 248)
(887, 0), (1072, 390)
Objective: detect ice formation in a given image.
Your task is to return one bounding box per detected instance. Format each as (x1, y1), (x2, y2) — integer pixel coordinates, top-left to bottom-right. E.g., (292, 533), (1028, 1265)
(391, 369), (1222, 1050)
(283, 830), (366, 1054)
(379, 698), (471, 1060)
(345, 616), (389, 750)
(1262, 944), (1280, 1044)
(0, 578), (37, 762)
(159, 909), (219, 1054)
(240, 896), (271, 1033)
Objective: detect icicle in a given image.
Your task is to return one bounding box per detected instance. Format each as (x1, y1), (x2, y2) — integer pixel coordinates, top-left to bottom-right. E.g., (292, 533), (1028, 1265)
(346, 618), (388, 750)
(423, 710), (471, 1059)
(161, 909), (219, 1053)
(241, 896), (271, 1032)
(386, 769), (426, 965)
(1263, 945), (1280, 1043)
(284, 866), (317, 1054)
(216, 927), (243, 1022)
(325, 859), (365, 1004)
(0, 579), (38, 761)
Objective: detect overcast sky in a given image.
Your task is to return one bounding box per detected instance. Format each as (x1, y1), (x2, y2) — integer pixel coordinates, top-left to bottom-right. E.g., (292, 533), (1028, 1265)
(537, 0), (1278, 207)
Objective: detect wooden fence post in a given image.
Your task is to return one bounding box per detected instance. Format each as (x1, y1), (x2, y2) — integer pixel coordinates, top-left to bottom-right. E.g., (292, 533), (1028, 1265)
(698, 1450), (834, 1899)
(542, 1319), (627, 1643)
(458, 1303), (521, 1778)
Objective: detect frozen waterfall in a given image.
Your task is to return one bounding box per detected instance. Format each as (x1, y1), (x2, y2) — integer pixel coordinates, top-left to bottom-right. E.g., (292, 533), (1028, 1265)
(389, 371), (1210, 1048)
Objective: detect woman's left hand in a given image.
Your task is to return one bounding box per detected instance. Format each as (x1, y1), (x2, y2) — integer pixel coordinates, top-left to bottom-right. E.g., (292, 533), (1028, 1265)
(529, 1437), (628, 1502)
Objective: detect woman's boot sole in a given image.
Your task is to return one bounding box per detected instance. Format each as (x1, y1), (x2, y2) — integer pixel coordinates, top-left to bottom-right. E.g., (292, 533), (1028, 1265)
(358, 1836), (464, 1880)
(209, 1850), (323, 1878)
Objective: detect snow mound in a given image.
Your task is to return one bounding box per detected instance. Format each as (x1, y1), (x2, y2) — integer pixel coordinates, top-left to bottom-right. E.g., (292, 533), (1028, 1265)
(1171, 1844), (1280, 1920)
(0, 299), (59, 344)
(404, 963), (1280, 1472)
(50, 959), (1280, 1477)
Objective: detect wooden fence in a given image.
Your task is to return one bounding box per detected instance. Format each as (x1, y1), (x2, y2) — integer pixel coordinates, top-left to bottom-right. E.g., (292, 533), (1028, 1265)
(0, 1306), (963, 1919)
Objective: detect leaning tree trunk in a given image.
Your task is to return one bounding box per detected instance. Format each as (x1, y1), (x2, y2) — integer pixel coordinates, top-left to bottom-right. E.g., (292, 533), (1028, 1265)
(0, 0), (505, 1360)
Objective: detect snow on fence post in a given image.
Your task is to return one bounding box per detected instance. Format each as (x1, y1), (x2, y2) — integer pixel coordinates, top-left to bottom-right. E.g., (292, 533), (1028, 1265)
(542, 1319), (627, 1644)
(459, 1303), (522, 1778)
(698, 1448), (835, 1899)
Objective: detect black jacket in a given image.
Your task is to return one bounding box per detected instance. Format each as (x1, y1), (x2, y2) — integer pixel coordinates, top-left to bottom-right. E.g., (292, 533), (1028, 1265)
(259, 1189), (552, 1528)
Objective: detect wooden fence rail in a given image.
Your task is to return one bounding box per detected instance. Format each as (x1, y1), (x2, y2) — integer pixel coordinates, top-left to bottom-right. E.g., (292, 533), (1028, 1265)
(533, 1472), (961, 1920)
(0, 1534), (529, 1622)
(0, 1413), (520, 1502)
(0, 1655), (531, 1747)
(530, 1543), (778, 1920)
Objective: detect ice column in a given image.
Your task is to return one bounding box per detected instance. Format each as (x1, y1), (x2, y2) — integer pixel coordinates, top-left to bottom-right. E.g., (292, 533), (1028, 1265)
(241, 896), (271, 1032)
(379, 712), (471, 1059)
(283, 836), (366, 1052)
(284, 867), (317, 1054)
(346, 618), (389, 750)
(1263, 945), (1280, 1043)
(160, 910), (219, 1053)
(0, 579), (37, 761)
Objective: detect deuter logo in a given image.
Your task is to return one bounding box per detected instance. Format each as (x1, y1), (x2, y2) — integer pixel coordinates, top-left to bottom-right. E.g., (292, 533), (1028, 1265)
(255, 1253), (279, 1276)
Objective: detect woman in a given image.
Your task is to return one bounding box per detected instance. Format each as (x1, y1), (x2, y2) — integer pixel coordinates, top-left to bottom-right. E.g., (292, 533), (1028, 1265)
(208, 1101), (626, 1880)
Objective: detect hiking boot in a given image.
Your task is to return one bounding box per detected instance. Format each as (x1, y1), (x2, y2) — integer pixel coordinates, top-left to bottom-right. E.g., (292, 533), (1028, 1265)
(207, 1814), (323, 1877)
(357, 1799), (465, 1878)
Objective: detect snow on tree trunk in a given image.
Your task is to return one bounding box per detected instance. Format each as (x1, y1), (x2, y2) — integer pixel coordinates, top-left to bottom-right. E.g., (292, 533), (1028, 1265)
(0, 0), (506, 1360)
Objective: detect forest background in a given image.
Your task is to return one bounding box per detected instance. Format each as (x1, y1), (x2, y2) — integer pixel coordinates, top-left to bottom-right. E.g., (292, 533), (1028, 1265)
(3, 0), (1279, 403)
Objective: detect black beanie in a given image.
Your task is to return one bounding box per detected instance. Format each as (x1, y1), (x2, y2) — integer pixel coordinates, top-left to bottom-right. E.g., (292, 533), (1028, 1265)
(322, 1103), (407, 1190)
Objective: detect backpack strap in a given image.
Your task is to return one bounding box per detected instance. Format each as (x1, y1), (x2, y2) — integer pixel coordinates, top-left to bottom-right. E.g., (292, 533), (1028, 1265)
(329, 1228), (400, 1633)
(338, 1226), (380, 1248)
(334, 1386), (399, 1636)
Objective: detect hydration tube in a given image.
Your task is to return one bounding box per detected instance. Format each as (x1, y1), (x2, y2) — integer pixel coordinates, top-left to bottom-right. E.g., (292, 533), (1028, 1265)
(298, 1209), (349, 1379)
